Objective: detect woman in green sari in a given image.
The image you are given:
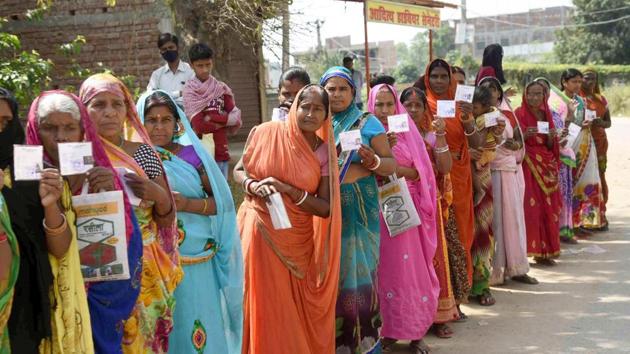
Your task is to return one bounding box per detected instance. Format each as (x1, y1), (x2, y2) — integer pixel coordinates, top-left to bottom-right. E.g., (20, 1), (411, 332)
(320, 67), (396, 354)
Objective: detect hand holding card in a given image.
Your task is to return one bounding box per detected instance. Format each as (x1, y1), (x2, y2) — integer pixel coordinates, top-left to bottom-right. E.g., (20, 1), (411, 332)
(13, 145), (43, 181)
(484, 110), (501, 128)
(537, 121), (550, 134)
(585, 109), (597, 122)
(339, 130), (362, 152)
(436, 100), (456, 118)
(58, 142), (94, 176)
(387, 114), (410, 133)
(455, 84), (475, 103)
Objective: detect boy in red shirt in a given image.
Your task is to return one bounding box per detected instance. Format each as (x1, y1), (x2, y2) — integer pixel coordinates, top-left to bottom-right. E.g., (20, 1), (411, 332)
(183, 43), (242, 179)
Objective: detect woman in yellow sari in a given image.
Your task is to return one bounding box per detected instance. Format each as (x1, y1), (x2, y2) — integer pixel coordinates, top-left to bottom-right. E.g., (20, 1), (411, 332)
(234, 84), (341, 354)
(80, 74), (182, 353)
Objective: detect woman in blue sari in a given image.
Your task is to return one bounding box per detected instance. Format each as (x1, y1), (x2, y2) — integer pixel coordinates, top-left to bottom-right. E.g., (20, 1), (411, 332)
(138, 90), (243, 354)
(320, 67), (396, 354)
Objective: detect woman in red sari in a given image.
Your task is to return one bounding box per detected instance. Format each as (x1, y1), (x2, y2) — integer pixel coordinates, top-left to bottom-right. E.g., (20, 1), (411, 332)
(415, 59), (483, 318)
(580, 69), (611, 231)
(515, 81), (562, 265)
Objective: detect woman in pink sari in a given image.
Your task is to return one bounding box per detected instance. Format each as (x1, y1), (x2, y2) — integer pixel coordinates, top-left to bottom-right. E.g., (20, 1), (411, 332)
(368, 84), (439, 354)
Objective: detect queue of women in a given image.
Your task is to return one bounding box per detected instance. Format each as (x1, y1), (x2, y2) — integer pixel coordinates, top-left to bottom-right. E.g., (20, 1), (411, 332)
(0, 42), (611, 354)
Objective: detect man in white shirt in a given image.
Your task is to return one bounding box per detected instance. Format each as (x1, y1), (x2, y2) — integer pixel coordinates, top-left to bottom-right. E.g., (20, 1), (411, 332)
(343, 56), (364, 110)
(147, 33), (195, 105)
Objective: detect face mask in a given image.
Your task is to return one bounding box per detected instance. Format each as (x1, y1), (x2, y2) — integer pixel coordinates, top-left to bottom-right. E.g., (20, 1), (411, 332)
(161, 50), (178, 63)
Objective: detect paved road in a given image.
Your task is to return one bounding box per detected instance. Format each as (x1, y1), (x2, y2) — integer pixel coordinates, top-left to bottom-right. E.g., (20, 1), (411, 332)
(393, 118), (630, 354)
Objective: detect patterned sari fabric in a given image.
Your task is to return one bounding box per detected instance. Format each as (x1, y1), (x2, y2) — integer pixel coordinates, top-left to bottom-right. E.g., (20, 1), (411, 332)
(515, 85), (562, 259)
(581, 78), (609, 227)
(322, 66), (385, 354)
(238, 85), (341, 354)
(0, 195), (19, 354)
(137, 90), (243, 354)
(368, 85), (439, 340)
(80, 75), (183, 353)
(419, 59), (475, 286)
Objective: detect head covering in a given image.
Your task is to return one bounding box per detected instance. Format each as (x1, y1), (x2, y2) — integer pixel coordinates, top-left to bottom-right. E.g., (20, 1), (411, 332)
(400, 86), (434, 134)
(25, 90), (143, 352)
(0, 88), (23, 170)
(479, 44), (506, 84)
(419, 59), (457, 115)
(582, 67), (603, 96)
(367, 83), (406, 118)
(319, 66), (356, 90)
(515, 81), (559, 158)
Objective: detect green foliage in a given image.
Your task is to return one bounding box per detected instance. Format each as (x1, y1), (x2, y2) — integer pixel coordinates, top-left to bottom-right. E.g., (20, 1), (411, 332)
(502, 62), (630, 88)
(392, 32), (429, 84)
(445, 51), (479, 80)
(602, 85), (630, 117)
(432, 26), (455, 59)
(392, 63), (420, 85)
(554, 0), (630, 64)
(299, 51), (345, 83)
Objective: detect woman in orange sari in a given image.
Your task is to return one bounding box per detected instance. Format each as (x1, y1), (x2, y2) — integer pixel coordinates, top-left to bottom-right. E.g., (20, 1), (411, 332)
(234, 84), (341, 354)
(415, 59), (483, 317)
(79, 74), (183, 353)
(580, 69), (611, 231)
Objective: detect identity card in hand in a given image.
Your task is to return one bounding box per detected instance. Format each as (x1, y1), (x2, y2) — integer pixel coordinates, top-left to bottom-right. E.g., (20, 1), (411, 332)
(387, 114), (410, 133)
(585, 109), (597, 122)
(484, 110), (501, 128)
(13, 145), (43, 181)
(537, 121), (550, 134)
(339, 130), (362, 152)
(436, 100), (456, 118)
(455, 84), (475, 103)
(58, 142), (94, 176)
(115, 167), (142, 206)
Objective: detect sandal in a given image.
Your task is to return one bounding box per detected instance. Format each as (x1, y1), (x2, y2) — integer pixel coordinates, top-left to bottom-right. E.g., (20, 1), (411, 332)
(433, 323), (453, 338)
(561, 237), (579, 244)
(534, 257), (557, 266)
(512, 274), (539, 285)
(410, 339), (431, 354)
(477, 289), (496, 306)
(455, 306), (468, 322)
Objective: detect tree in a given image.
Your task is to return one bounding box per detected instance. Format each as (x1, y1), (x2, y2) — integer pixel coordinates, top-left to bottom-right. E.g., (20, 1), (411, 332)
(393, 32), (429, 84)
(555, 0), (630, 64)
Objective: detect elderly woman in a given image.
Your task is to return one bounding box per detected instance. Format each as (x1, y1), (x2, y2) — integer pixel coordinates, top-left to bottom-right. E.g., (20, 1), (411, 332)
(138, 90), (244, 354)
(319, 66), (396, 354)
(19, 90), (143, 353)
(0, 88), (20, 351)
(79, 74), (182, 353)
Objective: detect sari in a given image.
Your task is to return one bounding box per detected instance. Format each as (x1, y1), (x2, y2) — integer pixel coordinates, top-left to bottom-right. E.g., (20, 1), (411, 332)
(368, 84), (439, 340)
(238, 84), (341, 354)
(418, 59), (475, 286)
(80, 75), (183, 353)
(580, 70), (608, 227)
(407, 89), (460, 322)
(515, 84), (561, 259)
(321, 66), (385, 354)
(137, 90), (243, 354)
(0, 192), (19, 353)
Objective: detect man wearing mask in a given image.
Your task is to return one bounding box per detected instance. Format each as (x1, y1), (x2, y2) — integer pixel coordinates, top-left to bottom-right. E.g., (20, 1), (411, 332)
(147, 33), (195, 106)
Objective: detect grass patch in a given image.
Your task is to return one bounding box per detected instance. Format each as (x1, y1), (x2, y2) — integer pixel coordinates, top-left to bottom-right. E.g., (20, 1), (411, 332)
(228, 179), (245, 210)
(603, 85), (630, 117)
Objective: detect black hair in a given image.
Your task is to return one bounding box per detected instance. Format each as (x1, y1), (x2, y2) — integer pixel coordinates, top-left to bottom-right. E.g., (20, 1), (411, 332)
(188, 43), (214, 63)
(481, 44), (506, 85)
(428, 59), (451, 79)
(400, 86), (428, 107)
(478, 76), (504, 102)
(144, 91), (180, 121)
(451, 66), (466, 78)
(157, 33), (178, 48)
(0, 87), (24, 169)
(343, 56), (354, 65)
(473, 85), (493, 108)
(412, 74), (426, 91)
(297, 84), (330, 119)
(279, 67), (311, 90)
(560, 68), (583, 91)
(369, 75), (396, 88)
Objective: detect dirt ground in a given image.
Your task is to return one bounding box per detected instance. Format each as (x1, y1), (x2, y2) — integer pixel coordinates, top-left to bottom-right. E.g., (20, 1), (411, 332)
(390, 118), (630, 354)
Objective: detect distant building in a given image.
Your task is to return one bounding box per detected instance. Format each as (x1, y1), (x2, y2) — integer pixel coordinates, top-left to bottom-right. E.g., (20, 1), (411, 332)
(294, 35), (398, 75)
(450, 6), (573, 61)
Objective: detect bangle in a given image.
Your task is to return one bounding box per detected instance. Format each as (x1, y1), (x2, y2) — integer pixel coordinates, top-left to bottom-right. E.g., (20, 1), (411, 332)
(245, 179), (256, 196)
(241, 178), (250, 191)
(435, 131), (446, 136)
(368, 155), (382, 171)
(434, 146), (450, 154)
(43, 214), (68, 237)
(295, 191), (308, 206)
(0, 232), (7, 243)
(202, 199), (208, 214)
(464, 126), (477, 136)
(155, 202), (173, 218)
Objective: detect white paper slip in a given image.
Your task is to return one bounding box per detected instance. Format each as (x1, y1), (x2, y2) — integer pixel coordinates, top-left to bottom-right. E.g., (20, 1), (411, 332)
(455, 84), (475, 103)
(568, 122), (582, 137)
(585, 109), (597, 121)
(13, 145), (43, 181)
(266, 192), (292, 230)
(271, 108), (288, 122)
(484, 110), (501, 128)
(537, 121), (550, 134)
(436, 100), (456, 118)
(387, 114), (410, 133)
(58, 142), (94, 176)
(339, 130), (362, 152)
(115, 167), (142, 206)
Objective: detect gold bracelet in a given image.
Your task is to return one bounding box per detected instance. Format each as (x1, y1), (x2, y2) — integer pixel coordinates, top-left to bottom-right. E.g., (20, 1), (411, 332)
(202, 199), (208, 214)
(43, 214), (68, 237)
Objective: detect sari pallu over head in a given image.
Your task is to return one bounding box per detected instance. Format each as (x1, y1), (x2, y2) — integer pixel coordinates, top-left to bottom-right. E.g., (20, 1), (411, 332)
(79, 73), (179, 263)
(136, 89), (243, 337)
(26, 90), (143, 353)
(367, 83), (437, 224)
(240, 84), (342, 351)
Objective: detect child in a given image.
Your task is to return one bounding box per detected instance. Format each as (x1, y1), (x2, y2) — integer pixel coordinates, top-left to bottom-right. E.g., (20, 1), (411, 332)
(183, 43), (241, 179)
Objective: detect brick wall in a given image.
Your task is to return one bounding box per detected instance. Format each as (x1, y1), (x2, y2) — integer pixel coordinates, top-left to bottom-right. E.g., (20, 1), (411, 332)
(0, 0), (262, 140)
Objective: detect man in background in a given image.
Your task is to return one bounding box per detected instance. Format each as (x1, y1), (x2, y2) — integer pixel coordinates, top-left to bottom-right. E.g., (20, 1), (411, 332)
(343, 56), (364, 109)
(147, 33), (194, 106)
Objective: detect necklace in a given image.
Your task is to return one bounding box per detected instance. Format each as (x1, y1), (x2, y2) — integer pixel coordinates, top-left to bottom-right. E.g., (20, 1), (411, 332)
(117, 135), (125, 148)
